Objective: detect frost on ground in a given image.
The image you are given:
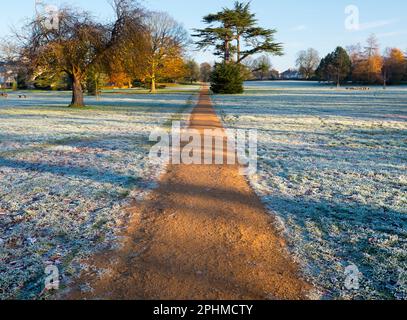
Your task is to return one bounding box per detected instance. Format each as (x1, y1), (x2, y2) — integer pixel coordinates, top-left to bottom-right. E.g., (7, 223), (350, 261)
(0, 90), (197, 299)
(213, 81), (407, 300)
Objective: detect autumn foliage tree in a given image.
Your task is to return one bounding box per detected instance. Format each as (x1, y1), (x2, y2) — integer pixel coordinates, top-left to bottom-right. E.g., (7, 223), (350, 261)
(19, 7), (113, 107)
(320, 37), (406, 86)
(105, 0), (149, 88)
(383, 48), (406, 85)
(15, 0), (149, 106)
(143, 12), (189, 93)
(349, 35), (383, 84)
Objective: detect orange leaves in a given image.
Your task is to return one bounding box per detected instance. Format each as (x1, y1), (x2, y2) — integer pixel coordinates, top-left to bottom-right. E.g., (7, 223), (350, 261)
(109, 71), (131, 88)
(388, 48), (405, 64)
(158, 53), (187, 80)
(352, 53), (383, 84)
(384, 48), (406, 84)
(368, 55), (383, 78)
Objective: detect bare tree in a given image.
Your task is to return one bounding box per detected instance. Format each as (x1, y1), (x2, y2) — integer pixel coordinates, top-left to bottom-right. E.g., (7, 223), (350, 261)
(200, 62), (212, 82)
(252, 55), (272, 80)
(0, 41), (20, 63)
(0, 40), (21, 88)
(296, 48), (320, 79)
(184, 59), (200, 83)
(347, 43), (363, 65)
(365, 34), (380, 57)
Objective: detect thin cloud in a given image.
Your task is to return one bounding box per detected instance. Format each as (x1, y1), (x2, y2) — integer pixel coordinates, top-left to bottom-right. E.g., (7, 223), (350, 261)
(376, 30), (407, 38)
(291, 25), (307, 31)
(358, 19), (399, 31)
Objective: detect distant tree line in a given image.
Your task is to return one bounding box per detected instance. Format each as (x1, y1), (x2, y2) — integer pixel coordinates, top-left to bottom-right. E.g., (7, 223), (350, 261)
(243, 55), (279, 81)
(296, 35), (407, 86)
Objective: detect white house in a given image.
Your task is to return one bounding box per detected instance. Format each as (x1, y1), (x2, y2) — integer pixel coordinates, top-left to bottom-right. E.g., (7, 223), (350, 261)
(280, 68), (301, 80)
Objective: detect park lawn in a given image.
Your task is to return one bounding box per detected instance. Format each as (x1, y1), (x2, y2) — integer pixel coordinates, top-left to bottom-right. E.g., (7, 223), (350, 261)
(101, 83), (201, 95)
(213, 81), (407, 300)
(0, 90), (196, 299)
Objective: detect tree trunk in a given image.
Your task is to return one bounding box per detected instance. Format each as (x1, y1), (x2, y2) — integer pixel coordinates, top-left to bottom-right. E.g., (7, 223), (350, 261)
(237, 36), (241, 63)
(71, 73), (84, 107)
(225, 38), (230, 63)
(383, 69), (387, 89)
(150, 76), (156, 93)
(150, 61), (157, 93)
(337, 69), (340, 88)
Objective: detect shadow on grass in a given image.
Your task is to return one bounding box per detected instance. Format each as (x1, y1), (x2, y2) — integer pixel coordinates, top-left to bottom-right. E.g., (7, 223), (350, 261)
(0, 156), (144, 187)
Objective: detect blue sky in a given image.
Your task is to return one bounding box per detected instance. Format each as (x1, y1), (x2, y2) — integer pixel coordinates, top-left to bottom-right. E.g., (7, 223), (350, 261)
(1, 0), (406, 71)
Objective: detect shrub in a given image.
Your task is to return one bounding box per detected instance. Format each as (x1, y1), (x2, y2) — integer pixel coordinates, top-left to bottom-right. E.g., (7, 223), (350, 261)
(210, 63), (244, 94)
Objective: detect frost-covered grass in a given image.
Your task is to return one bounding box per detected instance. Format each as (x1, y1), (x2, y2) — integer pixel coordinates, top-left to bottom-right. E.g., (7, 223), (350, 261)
(213, 81), (407, 300)
(102, 84), (201, 95)
(0, 89), (197, 299)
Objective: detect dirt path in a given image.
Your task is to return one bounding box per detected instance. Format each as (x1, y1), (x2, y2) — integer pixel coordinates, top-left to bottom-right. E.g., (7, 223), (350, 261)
(66, 87), (310, 300)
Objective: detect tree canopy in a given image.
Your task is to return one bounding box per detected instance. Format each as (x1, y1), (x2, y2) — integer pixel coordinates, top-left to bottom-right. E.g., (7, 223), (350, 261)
(9, 0), (191, 104)
(383, 48), (406, 85)
(193, 1), (283, 64)
(143, 11), (190, 92)
(316, 47), (351, 86)
(296, 48), (320, 80)
(193, 1), (283, 94)
(15, 0), (148, 106)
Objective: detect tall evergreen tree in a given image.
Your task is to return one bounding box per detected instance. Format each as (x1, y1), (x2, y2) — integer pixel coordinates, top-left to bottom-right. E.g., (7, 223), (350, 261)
(193, 1), (282, 93)
(193, 1), (283, 64)
(316, 47), (351, 86)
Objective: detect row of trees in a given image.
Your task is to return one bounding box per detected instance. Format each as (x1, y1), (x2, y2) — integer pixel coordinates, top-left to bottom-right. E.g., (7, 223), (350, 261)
(5, 56), (212, 92)
(1, 0), (201, 106)
(183, 61), (213, 83)
(0, 0), (284, 102)
(348, 35), (406, 86)
(295, 35), (407, 86)
(2, 1), (284, 99)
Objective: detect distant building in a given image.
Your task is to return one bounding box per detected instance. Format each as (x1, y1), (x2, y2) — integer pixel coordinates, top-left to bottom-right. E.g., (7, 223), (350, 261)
(0, 62), (17, 88)
(280, 68), (301, 80)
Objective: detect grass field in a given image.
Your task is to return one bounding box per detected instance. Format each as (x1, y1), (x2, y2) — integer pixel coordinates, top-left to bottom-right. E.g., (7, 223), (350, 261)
(1, 82), (406, 300)
(0, 88), (197, 299)
(213, 81), (407, 299)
